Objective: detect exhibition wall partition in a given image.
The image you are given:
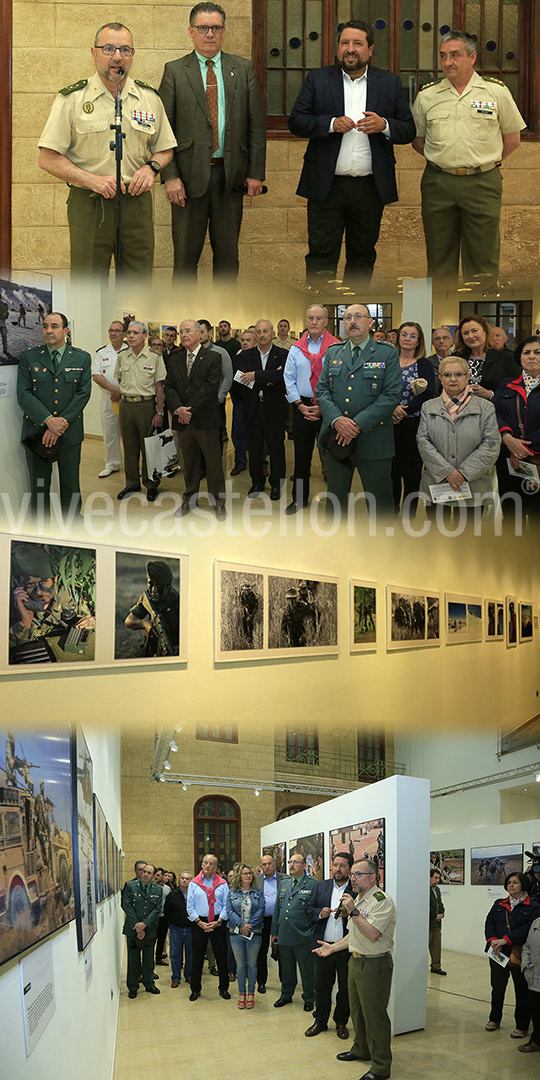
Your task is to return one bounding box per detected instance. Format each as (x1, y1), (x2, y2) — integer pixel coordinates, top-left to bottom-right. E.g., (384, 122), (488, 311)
(261, 774), (430, 1036)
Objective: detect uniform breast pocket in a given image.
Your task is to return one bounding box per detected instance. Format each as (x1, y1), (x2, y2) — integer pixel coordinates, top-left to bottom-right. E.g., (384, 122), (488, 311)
(426, 107), (450, 145)
(128, 115), (157, 154)
(473, 112), (499, 142)
(74, 118), (109, 159)
(32, 371), (47, 384)
(361, 372), (381, 396)
(64, 370), (80, 383)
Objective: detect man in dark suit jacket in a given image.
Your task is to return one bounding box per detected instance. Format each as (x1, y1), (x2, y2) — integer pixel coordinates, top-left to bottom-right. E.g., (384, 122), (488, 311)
(17, 311), (92, 518)
(236, 320), (288, 499)
(159, 2), (266, 279)
(289, 20), (415, 285)
(255, 853), (286, 993)
(426, 326), (454, 378)
(164, 319), (226, 518)
(429, 868), (446, 975)
(305, 853), (355, 1039)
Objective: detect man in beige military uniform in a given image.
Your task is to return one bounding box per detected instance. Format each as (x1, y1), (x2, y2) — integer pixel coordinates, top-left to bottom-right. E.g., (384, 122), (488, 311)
(38, 22), (176, 276)
(412, 30), (525, 281)
(314, 859), (396, 1080)
(114, 321), (166, 501)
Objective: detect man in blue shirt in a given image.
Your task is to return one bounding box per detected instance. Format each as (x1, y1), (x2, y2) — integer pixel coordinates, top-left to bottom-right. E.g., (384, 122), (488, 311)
(256, 853), (286, 993)
(186, 852), (230, 1000)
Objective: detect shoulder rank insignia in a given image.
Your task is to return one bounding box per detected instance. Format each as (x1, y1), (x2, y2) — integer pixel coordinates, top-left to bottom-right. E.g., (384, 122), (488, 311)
(59, 78), (88, 96)
(484, 76), (506, 86)
(134, 79), (159, 93)
(418, 80), (437, 91)
(374, 891), (386, 901)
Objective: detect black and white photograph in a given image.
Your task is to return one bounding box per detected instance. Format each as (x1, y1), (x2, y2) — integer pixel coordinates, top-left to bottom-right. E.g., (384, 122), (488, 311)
(0, 275), (52, 365)
(445, 594), (483, 644)
(0, 728), (75, 967)
(114, 551), (185, 663)
(71, 727), (97, 951)
(267, 574), (338, 655)
(430, 849), (465, 885)
(93, 795), (108, 904)
(289, 833), (325, 881)
(330, 819), (385, 888)
(470, 844), (524, 885)
(506, 595), (518, 648)
(519, 601), (534, 642)
(350, 579), (377, 653)
(387, 586), (440, 651)
(8, 539), (96, 668)
(216, 566), (264, 658)
(485, 599), (504, 641)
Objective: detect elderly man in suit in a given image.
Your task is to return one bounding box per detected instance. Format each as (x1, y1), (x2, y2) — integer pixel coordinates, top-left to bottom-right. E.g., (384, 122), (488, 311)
(159, 2), (266, 279)
(236, 319), (288, 500)
(289, 20), (415, 285)
(316, 303), (402, 518)
(17, 311), (92, 518)
(305, 852), (355, 1039)
(164, 319), (226, 519)
(255, 853), (286, 994)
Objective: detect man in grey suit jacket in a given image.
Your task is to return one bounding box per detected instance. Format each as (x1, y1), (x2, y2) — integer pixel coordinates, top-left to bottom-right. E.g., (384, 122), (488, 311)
(159, 2), (266, 279)
(256, 853), (286, 993)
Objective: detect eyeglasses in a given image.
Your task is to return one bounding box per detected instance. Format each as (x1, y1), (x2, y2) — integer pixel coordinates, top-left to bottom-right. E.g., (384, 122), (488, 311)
(350, 871), (373, 879)
(95, 45), (134, 57)
(440, 372), (468, 379)
(192, 24), (224, 35)
(344, 313), (369, 321)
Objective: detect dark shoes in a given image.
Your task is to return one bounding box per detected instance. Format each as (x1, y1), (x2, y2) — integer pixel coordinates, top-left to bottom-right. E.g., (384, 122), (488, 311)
(270, 486), (282, 501)
(128, 990), (137, 999)
(305, 1022), (328, 1037)
(430, 967), (447, 975)
(219, 989), (231, 1000)
(336, 1051), (369, 1062)
(274, 997), (293, 1008)
(518, 1041), (540, 1053)
(145, 986), (160, 994)
(117, 486), (140, 500)
(336, 1026), (349, 1040)
(360, 1073), (390, 1080)
(230, 466), (246, 476)
(285, 501), (303, 515)
(171, 981), (180, 988)
(189, 991), (200, 1001)
(257, 985), (266, 994)
(155, 960), (168, 966)
(215, 504), (227, 521)
(146, 488), (159, 502)
(248, 484), (265, 498)
(303, 1001), (314, 1011)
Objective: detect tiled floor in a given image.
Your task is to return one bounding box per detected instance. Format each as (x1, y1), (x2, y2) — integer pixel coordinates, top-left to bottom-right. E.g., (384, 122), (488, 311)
(113, 950), (539, 1079)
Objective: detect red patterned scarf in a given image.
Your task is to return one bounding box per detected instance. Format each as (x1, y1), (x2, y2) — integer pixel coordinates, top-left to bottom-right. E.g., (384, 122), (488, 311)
(192, 871), (226, 921)
(294, 330), (340, 401)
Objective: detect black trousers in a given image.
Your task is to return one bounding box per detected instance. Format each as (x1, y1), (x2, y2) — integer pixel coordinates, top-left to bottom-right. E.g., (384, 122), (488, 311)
(489, 957), (531, 1030)
(257, 915), (283, 987)
(291, 399), (321, 504)
(245, 400), (286, 489)
(155, 915), (168, 963)
(391, 415), (422, 517)
(171, 162), (243, 279)
(314, 949), (350, 1026)
(306, 175), (384, 285)
(190, 920), (229, 994)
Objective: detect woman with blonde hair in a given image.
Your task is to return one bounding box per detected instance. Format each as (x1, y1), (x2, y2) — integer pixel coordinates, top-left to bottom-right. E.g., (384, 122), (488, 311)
(226, 863), (264, 1009)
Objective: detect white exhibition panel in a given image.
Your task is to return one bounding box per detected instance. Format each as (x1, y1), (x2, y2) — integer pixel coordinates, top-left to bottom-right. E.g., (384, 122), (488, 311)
(261, 774), (430, 1035)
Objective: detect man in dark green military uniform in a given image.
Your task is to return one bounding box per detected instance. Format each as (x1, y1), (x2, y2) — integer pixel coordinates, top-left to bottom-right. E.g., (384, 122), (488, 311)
(16, 312), (92, 518)
(122, 862), (163, 998)
(316, 303), (402, 518)
(271, 852), (318, 1009)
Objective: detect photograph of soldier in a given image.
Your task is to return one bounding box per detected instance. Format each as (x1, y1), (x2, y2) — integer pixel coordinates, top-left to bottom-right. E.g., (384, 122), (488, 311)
(72, 728), (97, 951)
(9, 541), (96, 666)
(262, 842), (287, 874)
(519, 602), (533, 641)
(268, 576), (337, 652)
(485, 600), (504, 640)
(0, 277), (52, 365)
(471, 845), (524, 885)
(387, 587), (440, 649)
(289, 834), (324, 881)
(430, 849), (465, 885)
(351, 581), (377, 650)
(114, 552), (181, 659)
(330, 820), (385, 888)
(218, 568), (264, 653)
(0, 728), (75, 967)
(506, 597), (517, 646)
(93, 795), (108, 903)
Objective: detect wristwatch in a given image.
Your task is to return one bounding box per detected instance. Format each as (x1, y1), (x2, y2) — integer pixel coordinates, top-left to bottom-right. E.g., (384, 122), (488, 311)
(146, 159), (161, 175)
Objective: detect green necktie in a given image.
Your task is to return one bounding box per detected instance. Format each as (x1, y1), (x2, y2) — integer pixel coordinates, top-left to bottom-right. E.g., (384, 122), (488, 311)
(52, 349), (60, 372)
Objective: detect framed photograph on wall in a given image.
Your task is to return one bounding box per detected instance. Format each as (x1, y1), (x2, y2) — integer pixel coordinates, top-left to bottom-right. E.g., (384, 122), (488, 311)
(519, 602), (534, 642)
(330, 819), (385, 888)
(430, 848), (465, 885)
(215, 564), (264, 659)
(0, 727), (75, 968)
(93, 795), (108, 904)
(485, 599), (504, 641)
(71, 727), (97, 951)
(470, 844), (524, 885)
(8, 539), (96, 669)
(386, 586), (440, 651)
(289, 834), (324, 880)
(106, 824), (115, 897)
(445, 594), (483, 644)
(0, 274), (53, 366)
(114, 550), (188, 664)
(350, 579), (377, 653)
(506, 595), (518, 648)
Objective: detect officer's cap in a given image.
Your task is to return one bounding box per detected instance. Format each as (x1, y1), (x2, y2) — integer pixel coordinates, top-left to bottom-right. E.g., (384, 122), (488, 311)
(146, 560), (172, 585)
(13, 543), (54, 579)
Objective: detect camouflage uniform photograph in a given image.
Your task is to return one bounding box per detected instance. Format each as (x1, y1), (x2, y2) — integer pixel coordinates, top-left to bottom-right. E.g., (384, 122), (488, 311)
(114, 553), (180, 659)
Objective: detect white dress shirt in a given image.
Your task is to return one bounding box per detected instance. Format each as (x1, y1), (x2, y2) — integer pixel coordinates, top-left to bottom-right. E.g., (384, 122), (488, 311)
(333, 70), (390, 177)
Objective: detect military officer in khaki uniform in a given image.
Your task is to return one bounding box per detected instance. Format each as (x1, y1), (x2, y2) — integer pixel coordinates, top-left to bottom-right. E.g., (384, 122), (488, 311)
(271, 852), (318, 1008)
(122, 862), (163, 998)
(316, 304), (402, 518)
(314, 858), (396, 1080)
(38, 22), (177, 276)
(17, 312), (92, 517)
(115, 320), (167, 501)
(412, 30), (525, 281)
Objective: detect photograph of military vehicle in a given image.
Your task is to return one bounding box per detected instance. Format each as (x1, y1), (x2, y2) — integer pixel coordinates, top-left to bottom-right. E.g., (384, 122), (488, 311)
(0, 730), (75, 966)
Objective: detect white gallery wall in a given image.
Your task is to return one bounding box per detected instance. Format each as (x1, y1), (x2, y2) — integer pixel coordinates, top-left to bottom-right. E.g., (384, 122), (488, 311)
(2, 728), (122, 1080)
(261, 775), (430, 1036)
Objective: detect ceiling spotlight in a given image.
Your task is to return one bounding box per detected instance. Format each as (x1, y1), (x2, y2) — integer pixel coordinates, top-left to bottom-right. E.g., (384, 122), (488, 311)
(159, 775), (166, 782)
(182, 783), (188, 791)
(254, 789), (260, 796)
(164, 760), (171, 771)
(169, 740), (178, 752)
(535, 773), (540, 782)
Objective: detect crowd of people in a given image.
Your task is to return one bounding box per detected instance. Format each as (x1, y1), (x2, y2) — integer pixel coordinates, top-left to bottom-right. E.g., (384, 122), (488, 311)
(17, 305), (540, 523)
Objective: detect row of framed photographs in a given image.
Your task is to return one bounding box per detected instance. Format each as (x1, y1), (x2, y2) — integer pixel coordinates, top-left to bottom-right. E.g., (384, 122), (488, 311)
(430, 842), (540, 886)
(0, 726), (121, 969)
(263, 817), (386, 888)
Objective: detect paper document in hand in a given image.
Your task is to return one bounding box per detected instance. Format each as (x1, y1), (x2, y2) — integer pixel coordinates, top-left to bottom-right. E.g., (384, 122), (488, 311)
(429, 482), (472, 503)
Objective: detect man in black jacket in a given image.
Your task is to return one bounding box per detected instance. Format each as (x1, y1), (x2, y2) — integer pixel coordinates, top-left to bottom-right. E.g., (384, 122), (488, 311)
(429, 868), (446, 975)
(236, 320), (288, 500)
(305, 853), (355, 1038)
(289, 20), (415, 285)
(164, 871), (193, 987)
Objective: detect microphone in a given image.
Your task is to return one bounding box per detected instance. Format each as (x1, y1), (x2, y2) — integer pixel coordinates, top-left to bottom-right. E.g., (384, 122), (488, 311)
(114, 68), (125, 125)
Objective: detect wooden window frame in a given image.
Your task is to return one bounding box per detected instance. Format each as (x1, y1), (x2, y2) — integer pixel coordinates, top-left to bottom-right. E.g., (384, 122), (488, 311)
(193, 795), (241, 874)
(196, 723), (238, 744)
(286, 727), (320, 764)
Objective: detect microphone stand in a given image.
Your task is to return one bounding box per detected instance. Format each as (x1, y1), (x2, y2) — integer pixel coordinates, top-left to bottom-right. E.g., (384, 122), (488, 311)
(110, 67), (125, 274)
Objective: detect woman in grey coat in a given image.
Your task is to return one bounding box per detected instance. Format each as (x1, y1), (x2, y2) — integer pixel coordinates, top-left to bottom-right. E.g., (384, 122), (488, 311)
(521, 917), (540, 1053)
(416, 356), (501, 511)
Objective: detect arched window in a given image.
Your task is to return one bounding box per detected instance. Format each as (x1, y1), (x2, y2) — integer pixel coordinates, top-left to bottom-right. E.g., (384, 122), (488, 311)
(277, 805), (310, 819)
(193, 796), (241, 873)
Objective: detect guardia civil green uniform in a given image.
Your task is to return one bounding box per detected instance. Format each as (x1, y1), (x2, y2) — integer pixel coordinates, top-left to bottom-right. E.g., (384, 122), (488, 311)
(412, 72), (525, 280)
(347, 885), (396, 1077)
(271, 872), (318, 1003)
(17, 343), (92, 516)
(316, 338), (402, 515)
(122, 878), (163, 992)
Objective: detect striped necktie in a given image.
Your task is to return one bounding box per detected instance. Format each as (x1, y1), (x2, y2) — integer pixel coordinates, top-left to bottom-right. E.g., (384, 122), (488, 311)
(187, 351), (196, 375)
(206, 60), (219, 153)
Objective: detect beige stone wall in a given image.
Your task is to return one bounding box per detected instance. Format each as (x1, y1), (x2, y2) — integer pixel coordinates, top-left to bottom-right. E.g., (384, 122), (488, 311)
(13, 3), (540, 282)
